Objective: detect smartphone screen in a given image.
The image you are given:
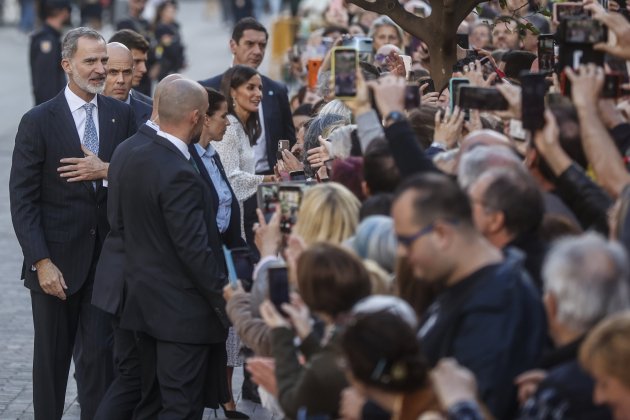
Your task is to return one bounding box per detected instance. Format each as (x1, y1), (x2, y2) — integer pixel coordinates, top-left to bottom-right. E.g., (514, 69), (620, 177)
(554, 2), (586, 22)
(521, 72), (547, 131)
(279, 186), (303, 233)
(257, 183), (279, 223)
(404, 84), (421, 110)
(268, 266), (290, 315)
(231, 248), (254, 286)
(538, 35), (555, 73)
(457, 86), (509, 111)
(333, 48), (358, 98)
(307, 58), (323, 90)
(603, 73), (622, 98)
(449, 78), (469, 111)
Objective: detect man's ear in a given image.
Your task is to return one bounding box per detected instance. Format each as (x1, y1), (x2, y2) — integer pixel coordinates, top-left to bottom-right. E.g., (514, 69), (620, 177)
(229, 38), (238, 55)
(486, 210), (506, 235)
(524, 146), (538, 170)
(361, 181), (370, 198)
(61, 58), (72, 74)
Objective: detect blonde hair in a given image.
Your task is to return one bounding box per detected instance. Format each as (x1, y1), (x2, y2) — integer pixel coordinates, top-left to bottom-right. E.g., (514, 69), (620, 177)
(580, 311), (630, 388)
(294, 183), (360, 245)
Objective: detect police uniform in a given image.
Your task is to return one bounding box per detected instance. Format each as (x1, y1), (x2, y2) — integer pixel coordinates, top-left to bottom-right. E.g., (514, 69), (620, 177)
(29, 23), (66, 105)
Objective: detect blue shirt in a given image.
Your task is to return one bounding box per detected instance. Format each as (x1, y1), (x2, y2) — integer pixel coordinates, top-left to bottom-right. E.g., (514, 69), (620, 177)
(195, 143), (232, 233)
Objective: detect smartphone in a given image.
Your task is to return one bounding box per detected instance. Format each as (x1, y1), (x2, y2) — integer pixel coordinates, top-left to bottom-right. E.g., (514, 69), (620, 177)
(449, 77), (470, 112)
(553, 2), (587, 22)
(520, 72), (547, 131)
(222, 246), (239, 289)
(558, 17), (608, 45)
(332, 47), (358, 99)
(419, 77), (435, 93)
(456, 33), (470, 49)
(307, 58), (323, 90)
(278, 185), (303, 234)
(538, 34), (556, 74)
(457, 86), (509, 111)
(509, 119), (528, 142)
(603, 73), (623, 98)
(277, 139), (290, 161)
(268, 265), (290, 315)
(342, 36), (373, 62)
(257, 183), (280, 223)
(231, 247), (254, 291)
(404, 84), (421, 110)
(289, 170), (307, 181)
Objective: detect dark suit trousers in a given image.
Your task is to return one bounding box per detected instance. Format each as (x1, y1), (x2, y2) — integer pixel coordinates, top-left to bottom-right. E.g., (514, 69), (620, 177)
(133, 333), (210, 420)
(94, 320), (141, 420)
(31, 278), (114, 420)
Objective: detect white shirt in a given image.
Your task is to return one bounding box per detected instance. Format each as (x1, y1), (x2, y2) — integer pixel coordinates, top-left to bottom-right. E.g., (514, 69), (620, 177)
(145, 120), (159, 131)
(156, 130), (190, 159)
(253, 105), (269, 173)
(64, 85), (100, 144)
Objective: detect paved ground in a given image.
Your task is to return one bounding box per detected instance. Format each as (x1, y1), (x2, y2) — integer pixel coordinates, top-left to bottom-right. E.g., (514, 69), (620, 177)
(0, 1), (278, 418)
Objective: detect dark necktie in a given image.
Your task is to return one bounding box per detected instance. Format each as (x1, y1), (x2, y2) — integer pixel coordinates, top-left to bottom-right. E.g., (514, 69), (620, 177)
(189, 156), (200, 174)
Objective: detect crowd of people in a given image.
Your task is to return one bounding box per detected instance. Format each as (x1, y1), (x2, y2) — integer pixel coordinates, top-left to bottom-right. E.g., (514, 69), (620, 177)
(10, 0), (630, 419)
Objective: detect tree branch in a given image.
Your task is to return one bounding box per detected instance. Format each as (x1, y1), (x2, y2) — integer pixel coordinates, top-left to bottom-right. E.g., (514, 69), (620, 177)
(453, 0), (486, 29)
(348, 0), (430, 41)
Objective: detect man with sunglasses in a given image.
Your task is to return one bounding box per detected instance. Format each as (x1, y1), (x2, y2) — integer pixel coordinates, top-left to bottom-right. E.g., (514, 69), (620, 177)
(391, 172), (546, 420)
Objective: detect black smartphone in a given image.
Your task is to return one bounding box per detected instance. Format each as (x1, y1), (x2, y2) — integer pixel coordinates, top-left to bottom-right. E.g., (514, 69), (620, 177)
(276, 139), (290, 161)
(449, 77), (470, 112)
(404, 84), (421, 110)
(419, 77), (435, 93)
(456, 33), (469, 49)
(278, 185), (303, 234)
(268, 265), (290, 316)
(538, 34), (556, 73)
(332, 47), (358, 99)
(521, 72), (547, 131)
(603, 73), (623, 98)
(257, 183), (280, 223)
(289, 170), (307, 181)
(231, 247), (254, 291)
(457, 86), (509, 111)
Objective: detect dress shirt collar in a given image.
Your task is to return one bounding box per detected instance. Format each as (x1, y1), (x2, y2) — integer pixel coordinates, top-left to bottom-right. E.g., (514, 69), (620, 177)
(64, 85), (98, 113)
(194, 142), (217, 158)
(145, 119), (159, 131)
(157, 130), (190, 159)
(124, 95), (131, 105)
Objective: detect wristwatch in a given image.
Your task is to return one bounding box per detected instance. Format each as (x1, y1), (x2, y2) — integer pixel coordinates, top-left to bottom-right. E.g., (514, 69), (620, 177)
(384, 111), (406, 126)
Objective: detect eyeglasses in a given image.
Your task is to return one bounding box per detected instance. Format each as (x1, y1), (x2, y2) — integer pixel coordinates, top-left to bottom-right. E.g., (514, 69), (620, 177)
(396, 219), (459, 248)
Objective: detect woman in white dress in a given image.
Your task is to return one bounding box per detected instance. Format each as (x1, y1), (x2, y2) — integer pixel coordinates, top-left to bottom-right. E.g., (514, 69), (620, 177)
(213, 65), (275, 240)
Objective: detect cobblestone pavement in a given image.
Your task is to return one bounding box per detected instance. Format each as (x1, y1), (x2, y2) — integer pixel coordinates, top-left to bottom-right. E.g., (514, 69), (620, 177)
(0, 1), (278, 418)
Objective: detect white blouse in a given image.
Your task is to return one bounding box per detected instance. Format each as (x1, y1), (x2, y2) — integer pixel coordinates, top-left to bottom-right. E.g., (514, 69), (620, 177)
(212, 115), (265, 202)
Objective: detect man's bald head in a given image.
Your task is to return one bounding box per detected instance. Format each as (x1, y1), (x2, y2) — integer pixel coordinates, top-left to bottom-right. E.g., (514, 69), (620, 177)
(153, 73), (184, 109)
(104, 42), (134, 101)
(158, 79), (208, 135)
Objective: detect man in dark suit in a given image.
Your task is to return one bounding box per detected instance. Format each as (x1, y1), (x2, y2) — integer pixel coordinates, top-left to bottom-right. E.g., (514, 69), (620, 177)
(118, 79), (229, 419)
(103, 42), (152, 128)
(91, 73), (180, 420)
(10, 27), (136, 420)
(29, 0), (70, 105)
(109, 29), (153, 105)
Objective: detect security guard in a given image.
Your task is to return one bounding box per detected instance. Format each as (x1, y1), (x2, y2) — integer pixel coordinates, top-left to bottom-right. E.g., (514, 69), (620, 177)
(29, 0), (70, 105)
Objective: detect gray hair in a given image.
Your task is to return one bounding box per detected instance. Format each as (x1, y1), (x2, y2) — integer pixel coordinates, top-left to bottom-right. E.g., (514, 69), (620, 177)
(458, 145), (522, 190)
(317, 70), (333, 99)
(329, 124), (357, 159)
(344, 215), (397, 273)
(319, 99), (352, 122)
(543, 233), (630, 333)
(303, 113), (348, 177)
(368, 16), (404, 47)
(62, 27), (105, 60)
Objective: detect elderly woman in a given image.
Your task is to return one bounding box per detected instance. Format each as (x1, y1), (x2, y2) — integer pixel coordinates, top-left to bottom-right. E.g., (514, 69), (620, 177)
(368, 15), (404, 52)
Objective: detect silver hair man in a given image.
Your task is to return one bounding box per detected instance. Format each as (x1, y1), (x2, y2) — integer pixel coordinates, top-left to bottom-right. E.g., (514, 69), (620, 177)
(543, 233), (630, 335)
(458, 145), (522, 190)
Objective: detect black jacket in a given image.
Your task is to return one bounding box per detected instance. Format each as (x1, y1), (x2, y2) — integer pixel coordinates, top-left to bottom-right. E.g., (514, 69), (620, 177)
(118, 135), (229, 344)
(129, 95), (152, 129)
(384, 120), (438, 178)
(418, 251), (546, 419)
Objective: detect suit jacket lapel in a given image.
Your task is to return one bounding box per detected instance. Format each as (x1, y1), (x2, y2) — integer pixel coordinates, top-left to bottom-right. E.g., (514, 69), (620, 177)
(189, 145), (220, 216)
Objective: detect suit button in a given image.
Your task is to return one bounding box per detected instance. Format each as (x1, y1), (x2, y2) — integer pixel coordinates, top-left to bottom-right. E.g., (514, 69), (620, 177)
(89, 228), (96, 236)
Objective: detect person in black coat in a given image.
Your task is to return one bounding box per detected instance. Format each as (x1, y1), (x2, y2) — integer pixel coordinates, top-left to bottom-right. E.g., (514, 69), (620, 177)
(117, 79), (229, 419)
(10, 28), (136, 420)
(29, 0), (70, 105)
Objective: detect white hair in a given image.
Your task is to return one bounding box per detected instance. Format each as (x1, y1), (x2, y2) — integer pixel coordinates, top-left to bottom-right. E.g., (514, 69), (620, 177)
(329, 124), (357, 159)
(457, 145), (522, 190)
(543, 233), (630, 333)
(319, 99), (352, 122)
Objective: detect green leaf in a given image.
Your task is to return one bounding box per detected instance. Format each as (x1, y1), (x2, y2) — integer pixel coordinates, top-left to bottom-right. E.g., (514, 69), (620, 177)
(537, 8), (552, 17)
